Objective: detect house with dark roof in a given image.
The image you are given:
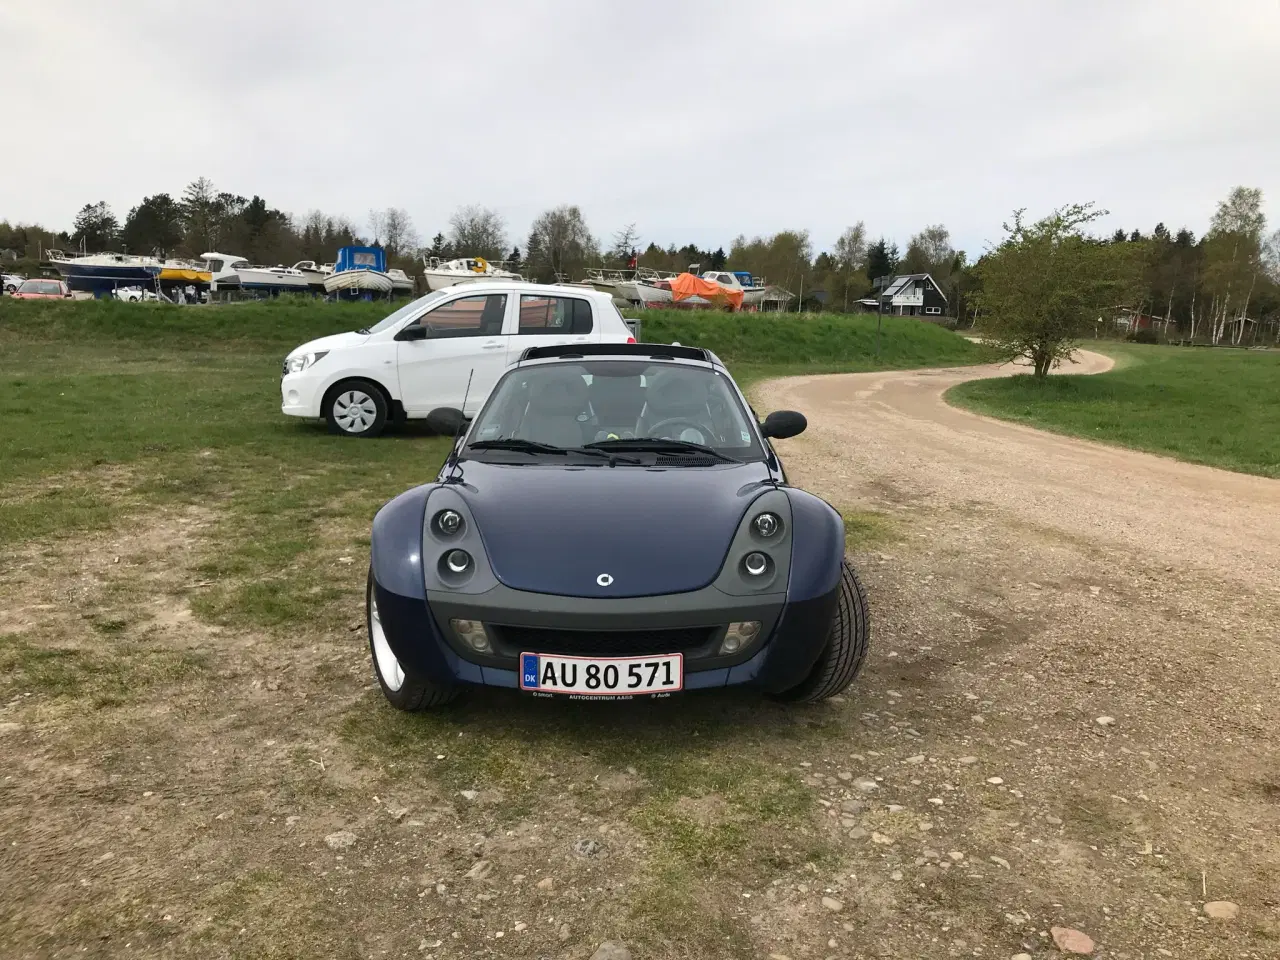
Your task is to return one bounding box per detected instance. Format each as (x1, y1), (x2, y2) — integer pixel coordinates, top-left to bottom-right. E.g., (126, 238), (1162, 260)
(875, 274), (948, 317)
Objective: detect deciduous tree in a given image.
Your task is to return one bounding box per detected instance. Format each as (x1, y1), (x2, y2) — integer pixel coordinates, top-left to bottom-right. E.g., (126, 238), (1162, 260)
(977, 203), (1141, 377)
(447, 205), (507, 261)
(525, 205), (595, 281)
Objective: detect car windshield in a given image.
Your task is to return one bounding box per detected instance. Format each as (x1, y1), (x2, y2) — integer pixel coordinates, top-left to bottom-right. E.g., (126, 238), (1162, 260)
(19, 280), (61, 295)
(464, 360), (763, 463)
(362, 290), (452, 334)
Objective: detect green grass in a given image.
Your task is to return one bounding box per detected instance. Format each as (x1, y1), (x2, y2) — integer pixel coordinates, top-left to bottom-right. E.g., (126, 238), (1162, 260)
(947, 342), (1280, 478)
(633, 308), (992, 387)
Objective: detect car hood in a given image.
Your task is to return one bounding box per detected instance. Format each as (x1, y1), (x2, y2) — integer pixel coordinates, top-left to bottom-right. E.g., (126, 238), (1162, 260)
(457, 459), (775, 598)
(288, 330), (368, 358)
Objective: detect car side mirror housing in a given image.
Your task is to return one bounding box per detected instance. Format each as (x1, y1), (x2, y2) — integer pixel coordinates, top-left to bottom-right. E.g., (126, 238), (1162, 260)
(760, 410), (807, 440)
(396, 324), (428, 341)
(425, 407), (468, 435)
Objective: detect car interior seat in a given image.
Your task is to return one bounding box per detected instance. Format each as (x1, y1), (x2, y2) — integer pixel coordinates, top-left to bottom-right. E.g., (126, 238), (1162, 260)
(588, 375), (646, 435)
(515, 373), (590, 448)
(478, 296), (507, 335)
(637, 369), (711, 436)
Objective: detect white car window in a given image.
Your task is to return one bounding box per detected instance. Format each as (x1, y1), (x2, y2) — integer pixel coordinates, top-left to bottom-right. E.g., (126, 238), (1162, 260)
(364, 290), (451, 334)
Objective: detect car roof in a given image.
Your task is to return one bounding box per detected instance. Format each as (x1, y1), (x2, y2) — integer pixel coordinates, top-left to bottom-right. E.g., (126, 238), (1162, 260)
(441, 279), (613, 302)
(515, 342), (727, 370)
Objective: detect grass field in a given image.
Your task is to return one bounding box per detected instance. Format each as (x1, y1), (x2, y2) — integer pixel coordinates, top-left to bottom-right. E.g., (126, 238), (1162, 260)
(946, 342), (1280, 478)
(0, 296), (975, 958)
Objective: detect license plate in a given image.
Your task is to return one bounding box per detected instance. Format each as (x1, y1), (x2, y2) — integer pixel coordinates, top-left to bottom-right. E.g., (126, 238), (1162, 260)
(519, 652), (684, 696)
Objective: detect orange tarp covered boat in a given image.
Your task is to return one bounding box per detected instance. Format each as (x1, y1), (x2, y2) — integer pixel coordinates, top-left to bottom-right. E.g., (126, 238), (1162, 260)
(667, 272), (743, 310)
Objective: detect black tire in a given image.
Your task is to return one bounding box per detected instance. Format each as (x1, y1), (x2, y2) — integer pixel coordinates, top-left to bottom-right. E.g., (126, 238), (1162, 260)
(774, 560), (870, 703)
(367, 570), (459, 711)
(325, 379), (389, 438)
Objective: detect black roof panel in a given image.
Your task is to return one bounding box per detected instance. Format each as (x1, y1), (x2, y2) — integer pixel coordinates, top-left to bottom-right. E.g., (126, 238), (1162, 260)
(517, 342), (713, 364)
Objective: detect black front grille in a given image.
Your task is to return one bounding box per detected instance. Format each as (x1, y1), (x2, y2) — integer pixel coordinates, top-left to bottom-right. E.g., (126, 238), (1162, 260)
(492, 624), (716, 657)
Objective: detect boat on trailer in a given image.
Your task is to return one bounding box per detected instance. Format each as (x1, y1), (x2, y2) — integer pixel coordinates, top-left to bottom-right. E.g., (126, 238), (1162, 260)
(293, 260), (333, 293)
(46, 250), (163, 296)
(421, 256), (524, 291)
(387, 267), (416, 296)
(324, 246), (394, 298)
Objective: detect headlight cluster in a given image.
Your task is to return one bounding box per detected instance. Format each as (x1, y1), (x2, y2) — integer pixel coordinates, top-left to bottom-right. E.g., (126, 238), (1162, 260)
(753, 512), (781, 538)
(282, 350), (329, 375)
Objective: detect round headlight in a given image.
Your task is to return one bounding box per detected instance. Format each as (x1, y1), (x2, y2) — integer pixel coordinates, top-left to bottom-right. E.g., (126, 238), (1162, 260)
(444, 549), (471, 574)
(753, 512), (781, 538)
(743, 552), (769, 577)
(436, 509), (463, 536)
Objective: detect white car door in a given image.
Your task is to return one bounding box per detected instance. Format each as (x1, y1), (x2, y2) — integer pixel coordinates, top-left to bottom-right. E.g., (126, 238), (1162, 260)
(395, 292), (514, 416)
(504, 292), (600, 366)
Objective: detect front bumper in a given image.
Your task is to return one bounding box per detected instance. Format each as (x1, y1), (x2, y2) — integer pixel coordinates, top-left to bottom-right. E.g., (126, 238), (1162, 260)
(372, 577), (839, 695)
(280, 370), (325, 418)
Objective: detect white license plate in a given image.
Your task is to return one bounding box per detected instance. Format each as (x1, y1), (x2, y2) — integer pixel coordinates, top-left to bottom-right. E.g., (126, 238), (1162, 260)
(519, 652), (684, 696)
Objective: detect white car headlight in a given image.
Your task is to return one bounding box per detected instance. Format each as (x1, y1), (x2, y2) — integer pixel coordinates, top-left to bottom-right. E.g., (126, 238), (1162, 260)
(283, 350), (329, 375)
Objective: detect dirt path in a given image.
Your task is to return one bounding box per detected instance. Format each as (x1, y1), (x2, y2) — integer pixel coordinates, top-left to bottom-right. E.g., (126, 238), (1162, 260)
(753, 351), (1280, 958)
(758, 350), (1280, 590)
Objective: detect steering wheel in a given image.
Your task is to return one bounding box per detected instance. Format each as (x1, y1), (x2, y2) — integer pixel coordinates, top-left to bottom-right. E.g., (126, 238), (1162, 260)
(645, 418), (710, 444)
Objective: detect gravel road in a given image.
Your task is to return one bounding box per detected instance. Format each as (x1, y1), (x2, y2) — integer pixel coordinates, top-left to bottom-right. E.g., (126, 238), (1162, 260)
(752, 350), (1280, 957)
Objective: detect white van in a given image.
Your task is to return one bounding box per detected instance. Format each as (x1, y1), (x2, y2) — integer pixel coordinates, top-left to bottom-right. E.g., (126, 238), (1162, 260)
(281, 281), (637, 437)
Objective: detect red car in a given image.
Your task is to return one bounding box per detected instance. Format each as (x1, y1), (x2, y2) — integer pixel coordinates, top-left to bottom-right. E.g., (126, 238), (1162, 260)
(10, 278), (72, 299)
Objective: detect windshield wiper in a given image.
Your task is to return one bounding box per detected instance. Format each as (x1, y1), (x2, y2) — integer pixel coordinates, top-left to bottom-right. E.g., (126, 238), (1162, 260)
(467, 439), (641, 465)
(584, 438), (739, 463)
(467, 439), (568, 455)
(356, 326), (371, 334)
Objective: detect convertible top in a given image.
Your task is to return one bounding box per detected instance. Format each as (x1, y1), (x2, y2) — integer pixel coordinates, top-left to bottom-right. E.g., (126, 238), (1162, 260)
(516, 342), (720, 366)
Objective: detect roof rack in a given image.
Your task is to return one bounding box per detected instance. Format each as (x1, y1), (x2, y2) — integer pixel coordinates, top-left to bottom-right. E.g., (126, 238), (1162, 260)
(517, 342), (712, 363)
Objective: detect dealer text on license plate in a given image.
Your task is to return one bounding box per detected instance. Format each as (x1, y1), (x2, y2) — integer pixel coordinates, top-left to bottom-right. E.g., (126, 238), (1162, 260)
(519, 653), (683, 696)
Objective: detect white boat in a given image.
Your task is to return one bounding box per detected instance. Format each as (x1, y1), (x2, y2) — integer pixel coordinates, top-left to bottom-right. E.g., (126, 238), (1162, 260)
(324, 246), (393, 297)
(293, 260), (333, 292)
(324, 270), (393, 294)
(387, 267), (416, 295)
(202, 252), (246, 291)
(699, 270), (776, 307)
(421, 256), (524, 291)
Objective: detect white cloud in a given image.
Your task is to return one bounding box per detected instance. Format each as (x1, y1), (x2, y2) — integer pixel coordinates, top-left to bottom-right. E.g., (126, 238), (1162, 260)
(3, 0), (1276, 256)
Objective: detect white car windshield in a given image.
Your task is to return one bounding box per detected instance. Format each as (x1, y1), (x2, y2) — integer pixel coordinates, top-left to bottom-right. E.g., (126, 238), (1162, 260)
(362, 290), (451, 334)
(467, 360), (764, 462)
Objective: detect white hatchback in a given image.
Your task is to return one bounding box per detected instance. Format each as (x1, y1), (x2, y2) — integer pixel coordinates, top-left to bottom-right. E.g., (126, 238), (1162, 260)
(281, 281), (637, 437)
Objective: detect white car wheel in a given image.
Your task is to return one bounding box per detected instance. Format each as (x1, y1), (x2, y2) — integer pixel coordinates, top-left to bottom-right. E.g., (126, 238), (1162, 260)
(334, 390), (378, 432)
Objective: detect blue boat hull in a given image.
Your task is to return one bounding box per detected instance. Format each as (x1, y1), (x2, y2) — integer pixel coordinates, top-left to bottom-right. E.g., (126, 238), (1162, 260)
(56, 264), (161, 295)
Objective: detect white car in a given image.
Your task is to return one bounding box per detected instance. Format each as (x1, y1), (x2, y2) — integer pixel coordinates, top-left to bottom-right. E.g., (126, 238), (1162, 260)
(111, 286), (161, 302)
(281, 281), (637, 437)
(3, 274), (24, 294)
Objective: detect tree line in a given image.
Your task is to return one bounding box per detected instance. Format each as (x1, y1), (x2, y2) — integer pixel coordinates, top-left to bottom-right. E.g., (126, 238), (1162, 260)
(2, 180), (1276, 344)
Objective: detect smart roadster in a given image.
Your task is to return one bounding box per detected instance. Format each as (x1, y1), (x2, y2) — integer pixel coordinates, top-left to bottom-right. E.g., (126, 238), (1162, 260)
(366, 342), (870, 708)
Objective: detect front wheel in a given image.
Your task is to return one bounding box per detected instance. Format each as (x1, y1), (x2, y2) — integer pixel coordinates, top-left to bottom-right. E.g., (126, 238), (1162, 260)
(773, 561), (870, 703)
(367, 570), (459, 711)
(326, 379), (388, 437)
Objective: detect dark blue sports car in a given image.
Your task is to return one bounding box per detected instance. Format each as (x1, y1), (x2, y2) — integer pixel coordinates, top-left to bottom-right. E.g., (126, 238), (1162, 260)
(366, 343), (869, 708)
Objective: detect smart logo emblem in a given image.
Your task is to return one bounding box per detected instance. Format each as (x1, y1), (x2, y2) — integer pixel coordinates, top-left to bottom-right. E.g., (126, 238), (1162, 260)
(596, 573), (614, 587)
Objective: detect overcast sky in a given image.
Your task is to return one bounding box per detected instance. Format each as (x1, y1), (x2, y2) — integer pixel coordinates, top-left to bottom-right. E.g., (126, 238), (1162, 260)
(4, 0), (1277, 257)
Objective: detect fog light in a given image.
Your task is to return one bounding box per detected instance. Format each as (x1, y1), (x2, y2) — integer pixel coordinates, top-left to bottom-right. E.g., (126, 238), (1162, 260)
(753, 512), (781, 538)
(444, 549), (471, 574)
(743, 552), (769, 577)
(450, 618), (491, 652)
(436, 509), (463, 536)
(720, 620), (762, 655)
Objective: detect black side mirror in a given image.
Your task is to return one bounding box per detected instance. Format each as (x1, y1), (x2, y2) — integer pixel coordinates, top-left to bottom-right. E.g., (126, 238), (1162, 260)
(760, 410), (807, 440)
(396, 324), (428, 341)
(425, 407), (467, 435)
